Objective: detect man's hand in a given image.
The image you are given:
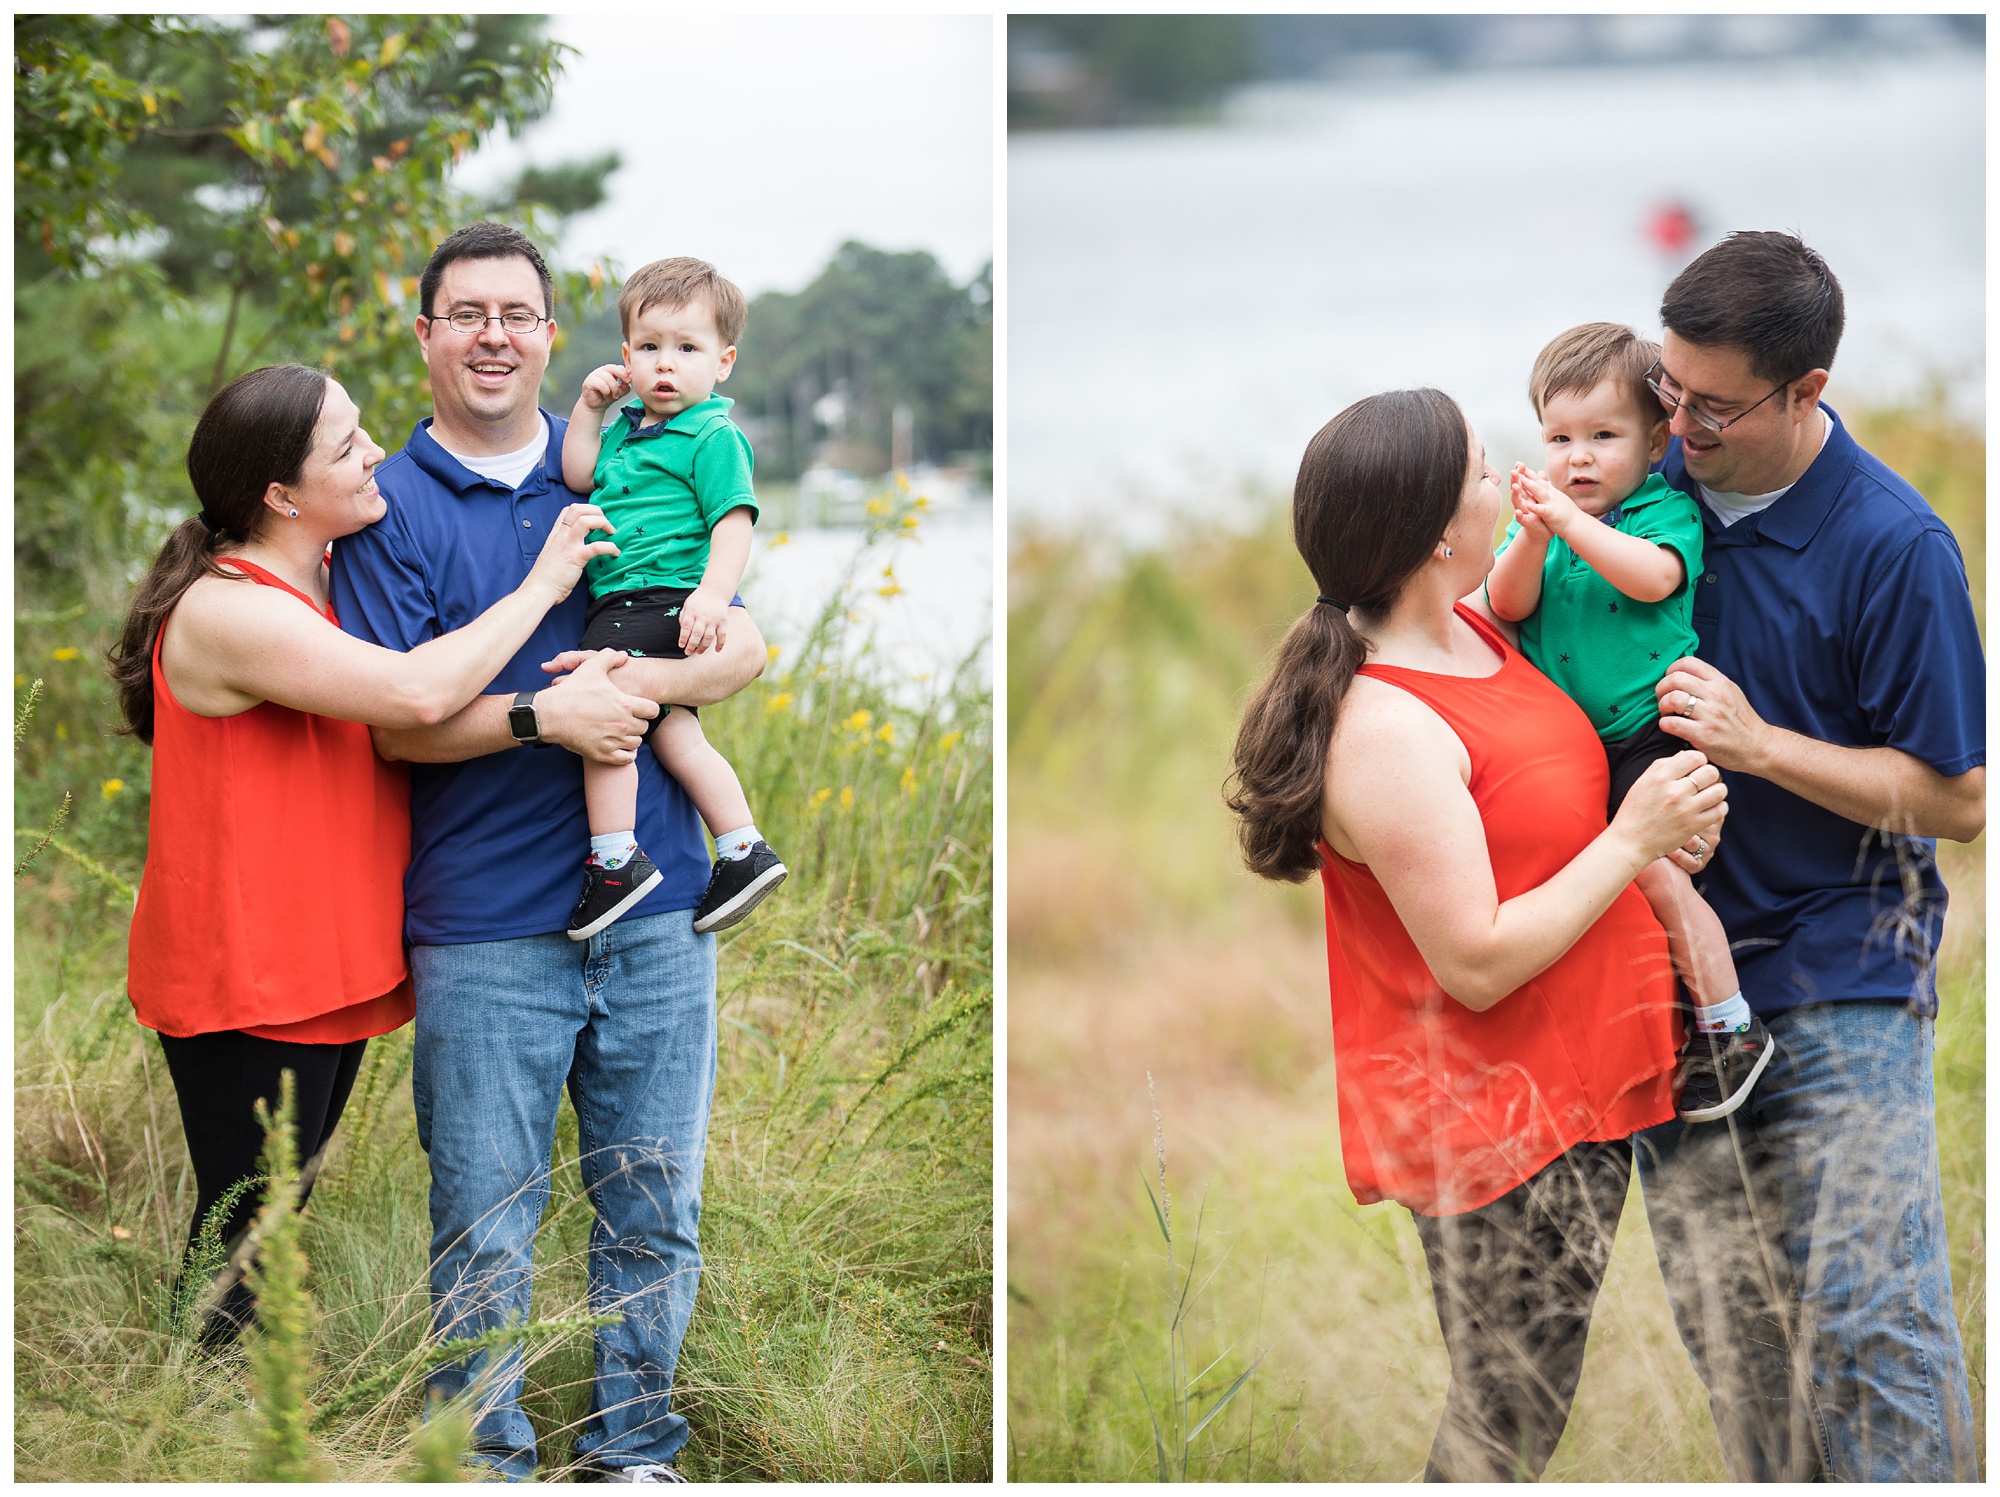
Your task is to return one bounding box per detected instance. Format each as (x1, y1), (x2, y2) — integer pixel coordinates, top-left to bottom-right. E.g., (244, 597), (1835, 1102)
(532, 648), (658, 764)
(1657, 654), (1986, 841)
(677, 584), (731, 655)
(1655, 656), (1768, 773)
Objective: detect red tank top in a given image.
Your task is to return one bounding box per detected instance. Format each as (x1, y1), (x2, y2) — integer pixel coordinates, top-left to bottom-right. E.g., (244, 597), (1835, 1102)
(126, 559), (414, 1042)
(1319, 603), (1676, 1216)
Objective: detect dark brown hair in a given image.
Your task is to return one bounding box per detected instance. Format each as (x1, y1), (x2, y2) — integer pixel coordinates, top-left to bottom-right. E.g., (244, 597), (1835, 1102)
(1226, 388), (1470, 882)
(418, 221), (554, 320)
(1528, 321), (1664, 428)
(109, 364), (330, 742)
(1660, 230), (1844, 383)
(617, 256), (747, 346)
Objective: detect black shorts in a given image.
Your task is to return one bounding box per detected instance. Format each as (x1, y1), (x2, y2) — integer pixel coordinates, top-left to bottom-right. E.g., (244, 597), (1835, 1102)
(1603, 718), (1685, 819)
(579, 585), (697, 732)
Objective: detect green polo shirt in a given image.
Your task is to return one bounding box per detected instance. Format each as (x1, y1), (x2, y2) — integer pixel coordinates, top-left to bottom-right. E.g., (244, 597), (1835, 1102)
(584, 394), (759, 596)
(1500, 472), (1704, 742)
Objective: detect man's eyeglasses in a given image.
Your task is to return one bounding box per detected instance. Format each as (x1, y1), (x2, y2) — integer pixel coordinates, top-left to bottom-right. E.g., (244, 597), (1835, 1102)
(1644, 360), (1788, 434)
(428, 309), (549, 335)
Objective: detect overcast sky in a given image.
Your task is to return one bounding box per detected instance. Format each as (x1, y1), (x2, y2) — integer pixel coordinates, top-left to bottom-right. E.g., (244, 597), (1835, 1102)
(456, 14), (994, 296)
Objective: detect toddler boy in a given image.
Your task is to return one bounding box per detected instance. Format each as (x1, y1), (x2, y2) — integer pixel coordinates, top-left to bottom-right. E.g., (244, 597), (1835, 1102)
(1486, 322), (1773, 1121)
(559, 256), (787, 939)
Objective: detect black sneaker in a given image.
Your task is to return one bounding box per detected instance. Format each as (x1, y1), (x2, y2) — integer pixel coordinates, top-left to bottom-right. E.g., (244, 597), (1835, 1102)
(574, 1462), (688, 1483)
(691, 841), (788, 934)
(1674, 1013), (1776, 1122)
(567, 851), (664, 941)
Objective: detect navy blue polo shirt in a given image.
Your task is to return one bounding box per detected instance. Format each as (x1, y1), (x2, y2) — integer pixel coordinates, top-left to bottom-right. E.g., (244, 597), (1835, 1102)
(328, 412), (712, 945)
(1660, 405), (1984, 1018)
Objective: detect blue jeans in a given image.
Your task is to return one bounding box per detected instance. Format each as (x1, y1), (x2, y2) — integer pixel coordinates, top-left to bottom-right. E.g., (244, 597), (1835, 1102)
(1635, 1000), (1977, 1481)
(411, 911), (716, 1480)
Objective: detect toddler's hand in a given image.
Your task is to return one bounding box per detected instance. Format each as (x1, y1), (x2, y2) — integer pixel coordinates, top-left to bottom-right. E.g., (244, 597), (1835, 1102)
(1511, 464), (1582, 539)
(677, 585), (731, 655)
(579, 363), (632, 411)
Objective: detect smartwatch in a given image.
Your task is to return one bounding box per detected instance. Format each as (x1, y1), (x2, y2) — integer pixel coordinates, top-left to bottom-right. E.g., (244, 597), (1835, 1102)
(508, 689), (545, 747)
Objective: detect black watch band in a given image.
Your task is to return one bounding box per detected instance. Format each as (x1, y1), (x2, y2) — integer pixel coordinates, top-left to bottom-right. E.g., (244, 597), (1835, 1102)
(508, 689), (544, 747)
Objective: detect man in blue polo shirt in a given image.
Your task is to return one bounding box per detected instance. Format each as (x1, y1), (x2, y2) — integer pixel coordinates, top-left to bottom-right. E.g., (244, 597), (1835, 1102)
(331, 222), (765, 1482)
(1631, 232), (1983, 1482)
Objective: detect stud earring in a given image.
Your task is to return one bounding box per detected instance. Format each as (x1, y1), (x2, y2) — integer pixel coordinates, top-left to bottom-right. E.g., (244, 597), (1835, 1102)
(288, 508), (299, 518)
(1443, 545), (1454, 558)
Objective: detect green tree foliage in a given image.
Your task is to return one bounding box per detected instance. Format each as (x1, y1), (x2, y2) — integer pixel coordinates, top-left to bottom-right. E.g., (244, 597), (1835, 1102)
(14, 14), (613, 622)
(722, 242), (993, 480)
(1009, 14), (1257, 127)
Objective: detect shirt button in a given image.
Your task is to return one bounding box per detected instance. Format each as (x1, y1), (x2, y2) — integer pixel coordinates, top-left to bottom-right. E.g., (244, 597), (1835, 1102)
(523, 520), (532, 528)
(1704, 572), (1718, 583)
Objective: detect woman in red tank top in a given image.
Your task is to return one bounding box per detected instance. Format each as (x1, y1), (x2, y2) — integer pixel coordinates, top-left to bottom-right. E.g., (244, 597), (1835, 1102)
(1227, 390), (1730, 1480)
(109, 365), (618, 1341)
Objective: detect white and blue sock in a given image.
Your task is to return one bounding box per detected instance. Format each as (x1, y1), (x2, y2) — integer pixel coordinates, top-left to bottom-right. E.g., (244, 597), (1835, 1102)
(715, 824), (760, 861)
(590, 832), (637, 870)
(1694, 992), (1752, 1034)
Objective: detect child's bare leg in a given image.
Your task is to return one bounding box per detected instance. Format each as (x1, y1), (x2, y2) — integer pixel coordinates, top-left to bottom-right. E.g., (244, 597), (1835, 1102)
(1635, 857), (1739, 1010)
(582, 757), (639, 862)
(651, 708), (753, 842)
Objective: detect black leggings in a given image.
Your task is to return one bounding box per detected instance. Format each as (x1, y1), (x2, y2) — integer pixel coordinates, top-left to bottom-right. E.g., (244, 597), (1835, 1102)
(157, 1029), (368, 1335)
(1411, 1140), (1633, 1481)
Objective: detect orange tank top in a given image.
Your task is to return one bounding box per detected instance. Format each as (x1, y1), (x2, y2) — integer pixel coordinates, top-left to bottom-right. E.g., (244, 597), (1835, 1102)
(1319, 603), (1676, 1216)
(126, 559), (414, 1043)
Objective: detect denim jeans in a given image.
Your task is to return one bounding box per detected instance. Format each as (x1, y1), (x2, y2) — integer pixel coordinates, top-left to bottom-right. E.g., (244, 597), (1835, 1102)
(411, 911), (716, 1480)
(1635, 1000), (1977, 1482)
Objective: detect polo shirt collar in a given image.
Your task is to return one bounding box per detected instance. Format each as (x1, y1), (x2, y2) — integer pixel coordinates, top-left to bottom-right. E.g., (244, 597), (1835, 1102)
(617, 393), (733, 442)
(403, 410), (562, 494)
(1661, 402), (1856, 551)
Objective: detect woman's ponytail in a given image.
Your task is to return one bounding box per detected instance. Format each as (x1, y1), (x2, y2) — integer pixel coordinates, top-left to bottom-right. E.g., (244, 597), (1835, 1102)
(1225, 389), (1470, 882)
(1227, 599), (1369, 881)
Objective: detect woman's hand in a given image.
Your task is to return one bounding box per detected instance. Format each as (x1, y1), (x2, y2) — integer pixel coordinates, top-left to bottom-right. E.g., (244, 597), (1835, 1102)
(1611, 749), (1728, 870)
(524, 503), (619, 605)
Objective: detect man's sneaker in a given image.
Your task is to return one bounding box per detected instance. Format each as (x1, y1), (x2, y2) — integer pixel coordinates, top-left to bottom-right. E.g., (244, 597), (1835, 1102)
(691, 841), (788, 934)
(1674, 1013), (1776, 1122)
(576, 1462), (688, 1483)
(567, 851), (664, 941)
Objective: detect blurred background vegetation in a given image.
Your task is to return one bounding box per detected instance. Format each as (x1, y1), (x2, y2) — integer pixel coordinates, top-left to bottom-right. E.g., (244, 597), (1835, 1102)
(17, 13), (990, 1479)
(1008, 13), (1985, 128)
(1006, 395), (1983, 1478)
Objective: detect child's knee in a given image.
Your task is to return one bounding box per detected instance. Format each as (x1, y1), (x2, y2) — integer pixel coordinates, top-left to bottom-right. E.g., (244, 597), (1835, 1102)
(650, 706), (707, 762)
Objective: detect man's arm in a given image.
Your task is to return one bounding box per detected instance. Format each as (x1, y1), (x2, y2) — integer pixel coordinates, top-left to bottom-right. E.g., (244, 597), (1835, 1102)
(373, 648), (659, 765)
(1656, 657), (1986, 842)
(549, 604), (767, 709)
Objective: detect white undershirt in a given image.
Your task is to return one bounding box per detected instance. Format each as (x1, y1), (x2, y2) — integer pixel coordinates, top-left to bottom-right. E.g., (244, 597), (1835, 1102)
(435, 421), (550, 491)
(1698, 409), (1833, 527)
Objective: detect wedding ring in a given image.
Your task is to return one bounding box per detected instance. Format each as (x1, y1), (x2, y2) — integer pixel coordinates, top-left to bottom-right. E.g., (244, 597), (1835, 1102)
(1691, 837), (1707, 858)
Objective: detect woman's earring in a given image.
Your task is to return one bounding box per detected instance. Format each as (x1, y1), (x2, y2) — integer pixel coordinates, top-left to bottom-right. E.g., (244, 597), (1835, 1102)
(1443, 545), (1454, 558)
(288, 508), (299, 518)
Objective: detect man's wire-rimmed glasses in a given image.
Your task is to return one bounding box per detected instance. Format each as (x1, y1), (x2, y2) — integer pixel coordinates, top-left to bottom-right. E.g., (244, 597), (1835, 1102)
(1644, 359), (1788, 434)
(428, 309), (550, 335)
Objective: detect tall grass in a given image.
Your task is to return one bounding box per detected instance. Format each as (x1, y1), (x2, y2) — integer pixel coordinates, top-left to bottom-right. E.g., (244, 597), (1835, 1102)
(1007, 397), (1984, 1480)
(14, 501), (993, 1481)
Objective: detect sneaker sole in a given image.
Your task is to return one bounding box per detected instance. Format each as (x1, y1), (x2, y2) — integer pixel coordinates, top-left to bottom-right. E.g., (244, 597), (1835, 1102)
(692, 864), (788, 934)
(566, 866), (665, 941)
(1678, 1031), (1776, 1123)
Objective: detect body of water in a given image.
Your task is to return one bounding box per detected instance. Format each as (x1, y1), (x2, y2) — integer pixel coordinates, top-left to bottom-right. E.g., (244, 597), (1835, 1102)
(1010, 52), (1983, 540)
(739, 506), (993, 695)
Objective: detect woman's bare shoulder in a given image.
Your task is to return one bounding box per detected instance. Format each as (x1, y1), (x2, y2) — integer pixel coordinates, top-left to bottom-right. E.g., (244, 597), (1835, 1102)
(1322, 676), (1472, 858)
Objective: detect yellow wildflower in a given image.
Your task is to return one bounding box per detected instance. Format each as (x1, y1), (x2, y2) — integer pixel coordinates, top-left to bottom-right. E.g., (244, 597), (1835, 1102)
(838, 785), (854, 810)
(846, 709), (872, 733)
(938, 730), (963, 753)
(865, 497), (891, 516)
(810, 787), (832, 809)
(51, 647), (81, 662)
(765, 644), (782, 665)
(101, 778), (126, 800)
(766, 692), (795, 713)
(770, 532), (791, 548)
(876, 722), (895, 743)
(900, 764), (918, 796)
